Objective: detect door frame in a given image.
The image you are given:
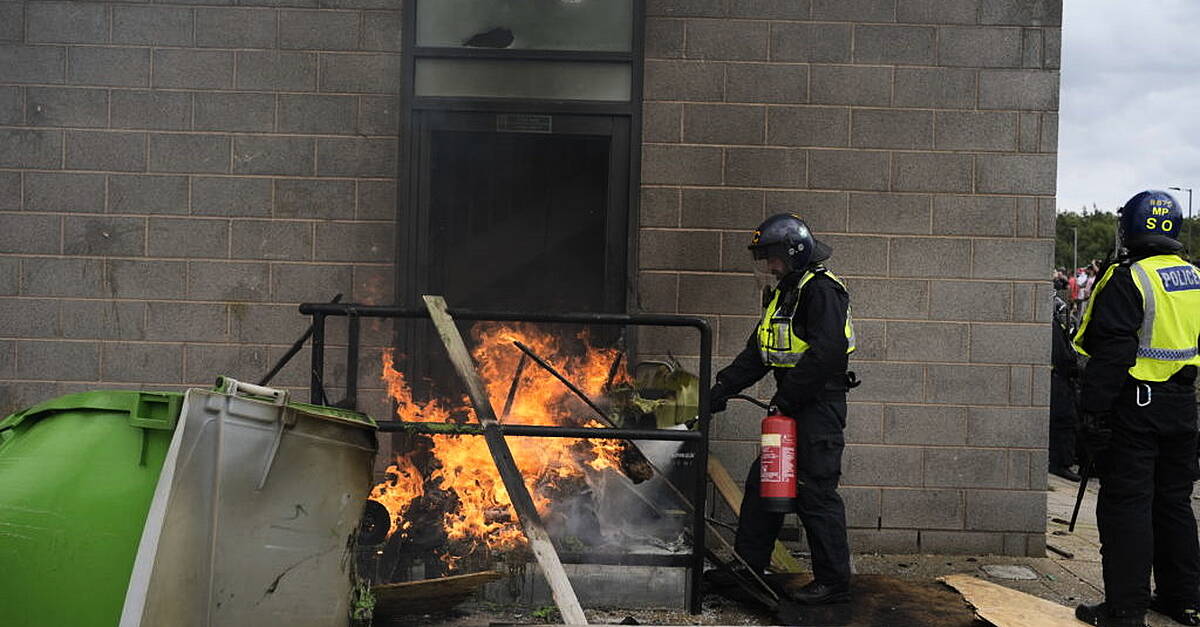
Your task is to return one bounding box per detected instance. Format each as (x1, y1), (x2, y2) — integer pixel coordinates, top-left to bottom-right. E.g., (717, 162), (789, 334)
(393, 0), (645, 314)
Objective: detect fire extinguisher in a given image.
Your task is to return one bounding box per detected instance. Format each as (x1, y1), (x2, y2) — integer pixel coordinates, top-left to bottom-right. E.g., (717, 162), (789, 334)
(760, 408), (797, 513)
(729, 395), (797, 513)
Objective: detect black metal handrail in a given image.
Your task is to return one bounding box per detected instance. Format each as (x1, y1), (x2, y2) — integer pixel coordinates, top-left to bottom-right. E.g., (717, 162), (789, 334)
(296, 301), (712, 614)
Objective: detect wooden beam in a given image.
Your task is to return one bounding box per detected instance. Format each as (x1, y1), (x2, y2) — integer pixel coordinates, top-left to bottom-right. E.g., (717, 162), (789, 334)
(707, 457), (803, 574)
(422, 296), (588, 625)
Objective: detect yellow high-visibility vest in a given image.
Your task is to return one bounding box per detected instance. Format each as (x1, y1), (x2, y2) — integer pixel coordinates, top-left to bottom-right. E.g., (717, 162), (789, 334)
(757, 268), (856, 367)
(1074, 254), (1200, 382)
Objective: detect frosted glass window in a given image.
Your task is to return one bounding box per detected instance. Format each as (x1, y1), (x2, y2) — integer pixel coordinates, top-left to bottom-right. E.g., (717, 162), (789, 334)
(415, 59), (631, 101)
(416, 0), (633, 52)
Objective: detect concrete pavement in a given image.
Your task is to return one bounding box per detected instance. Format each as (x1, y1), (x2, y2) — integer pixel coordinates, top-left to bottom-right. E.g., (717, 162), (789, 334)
(415, 472), (1200, 625)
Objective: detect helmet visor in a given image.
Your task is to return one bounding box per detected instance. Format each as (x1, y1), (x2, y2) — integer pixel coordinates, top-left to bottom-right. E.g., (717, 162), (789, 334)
(753, 258), (775, 292)
(749, 242), (789, 262)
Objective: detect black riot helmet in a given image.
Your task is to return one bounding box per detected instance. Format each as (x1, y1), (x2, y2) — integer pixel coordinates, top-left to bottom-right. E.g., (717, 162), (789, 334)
(748, 213), (831, 273)
(1118, 190), (1184, 253)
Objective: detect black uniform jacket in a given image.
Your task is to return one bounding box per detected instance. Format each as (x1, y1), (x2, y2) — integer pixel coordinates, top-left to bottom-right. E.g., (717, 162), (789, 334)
(1051, 314), (1079, 380)
(1076, 252), (1197, 414)
(714, 269), (851, 410)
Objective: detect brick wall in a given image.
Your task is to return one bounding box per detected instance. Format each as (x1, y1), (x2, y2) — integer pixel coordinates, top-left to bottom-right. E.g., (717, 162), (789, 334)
(1, 0), (1064, 555)
(638, 0), (1061, 556)
(0, 0), (400, 430)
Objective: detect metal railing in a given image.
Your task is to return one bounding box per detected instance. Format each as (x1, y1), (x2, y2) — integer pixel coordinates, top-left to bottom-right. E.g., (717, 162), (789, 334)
(296, 302), (713, 614)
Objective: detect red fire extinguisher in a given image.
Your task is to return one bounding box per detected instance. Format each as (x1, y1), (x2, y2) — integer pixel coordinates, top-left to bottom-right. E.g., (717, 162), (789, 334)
(725, 395), (799, 513)
(759, 408), (797, 513)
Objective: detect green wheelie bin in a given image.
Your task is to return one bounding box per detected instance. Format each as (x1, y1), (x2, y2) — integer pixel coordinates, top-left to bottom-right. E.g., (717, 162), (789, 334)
(0, 390), (183, 627)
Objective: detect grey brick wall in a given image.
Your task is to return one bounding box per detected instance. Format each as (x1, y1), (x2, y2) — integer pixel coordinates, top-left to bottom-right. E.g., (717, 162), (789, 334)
(1, 0), (1062, 556)
(641, 0), (1060, 556)
(0, 0), (399, 450)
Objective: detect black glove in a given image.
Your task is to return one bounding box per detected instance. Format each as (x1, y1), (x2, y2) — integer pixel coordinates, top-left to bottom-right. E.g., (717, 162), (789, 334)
(769, 392), (796, 417)
(709, 383), (730, 414)
(1079, 409), (1114, 461)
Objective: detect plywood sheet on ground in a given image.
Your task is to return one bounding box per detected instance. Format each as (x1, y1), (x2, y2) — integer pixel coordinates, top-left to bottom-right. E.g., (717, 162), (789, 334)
(374, 571), (503, 616)
(941, 574), (1081, 627)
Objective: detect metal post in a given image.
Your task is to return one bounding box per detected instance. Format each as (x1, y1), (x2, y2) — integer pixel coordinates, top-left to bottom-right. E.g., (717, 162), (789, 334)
(1188, 188), (1193, 251)
(500, 353), (529, 420)
(345, 313), (360, 409)
(690, 321), (712, 615)
(1072, 227), (1078, 272)
(1169, 186), (1192, 251)
(310, 313), (325, 405)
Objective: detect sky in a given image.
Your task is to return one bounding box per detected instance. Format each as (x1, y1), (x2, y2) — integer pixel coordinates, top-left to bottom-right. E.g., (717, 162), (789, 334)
(1056, 0), (1200, 215)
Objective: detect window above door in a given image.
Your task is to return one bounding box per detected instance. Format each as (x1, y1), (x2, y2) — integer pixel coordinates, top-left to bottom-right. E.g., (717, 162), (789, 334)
(416, 0), (634, 52)
(407, 0), (639, 106)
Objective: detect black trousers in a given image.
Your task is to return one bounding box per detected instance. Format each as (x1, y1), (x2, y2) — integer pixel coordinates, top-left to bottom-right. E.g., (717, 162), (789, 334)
(1049, 371), (1077, 469)
(735, 399), (851, 585)
(1096, 378), (1200, 612)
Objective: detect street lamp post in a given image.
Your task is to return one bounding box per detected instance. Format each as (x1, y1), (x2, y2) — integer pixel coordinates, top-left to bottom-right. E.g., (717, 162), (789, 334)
(1073, 226), (1078, 272)
(1168, 186), (1192, 248)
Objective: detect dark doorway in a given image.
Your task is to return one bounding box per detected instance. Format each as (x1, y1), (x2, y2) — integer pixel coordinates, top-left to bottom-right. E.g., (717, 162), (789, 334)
(406, 110), (630, 314)
(429, 130), (610, 313)
(396, 110), (631, 400)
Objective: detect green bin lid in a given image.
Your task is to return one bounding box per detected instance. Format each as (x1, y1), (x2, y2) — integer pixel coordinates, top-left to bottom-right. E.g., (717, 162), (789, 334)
(0, 389), (184, 432)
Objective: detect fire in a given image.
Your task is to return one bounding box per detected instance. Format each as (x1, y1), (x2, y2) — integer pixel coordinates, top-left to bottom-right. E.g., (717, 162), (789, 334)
(370, 323), (630, 564)
(368, 456), (423, 537)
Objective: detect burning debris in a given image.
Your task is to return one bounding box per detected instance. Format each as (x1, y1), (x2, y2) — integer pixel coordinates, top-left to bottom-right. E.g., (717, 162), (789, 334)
(366, 323), (685, 575)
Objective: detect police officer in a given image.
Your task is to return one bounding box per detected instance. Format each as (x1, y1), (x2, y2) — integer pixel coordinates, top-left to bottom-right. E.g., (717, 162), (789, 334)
(1073, 191), (1200, 627)
(709, 213), (855, 605)
(1049, 294), (1081, 481)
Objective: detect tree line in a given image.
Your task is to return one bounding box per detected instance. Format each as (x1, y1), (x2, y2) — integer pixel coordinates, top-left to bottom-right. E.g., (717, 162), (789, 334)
(1055, 210), (1200, 270)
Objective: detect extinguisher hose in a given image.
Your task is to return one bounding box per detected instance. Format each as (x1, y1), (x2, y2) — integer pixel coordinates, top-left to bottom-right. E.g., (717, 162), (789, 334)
(727, 394), (769, 410)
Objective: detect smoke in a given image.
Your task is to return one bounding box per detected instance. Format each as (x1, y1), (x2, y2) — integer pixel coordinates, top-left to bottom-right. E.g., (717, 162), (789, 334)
(560, 431), (694, 558)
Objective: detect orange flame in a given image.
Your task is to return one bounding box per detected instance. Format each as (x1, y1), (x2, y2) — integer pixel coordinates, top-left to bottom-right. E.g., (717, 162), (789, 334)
(370, 323), (628, 563)
(369, 456), (424, 537)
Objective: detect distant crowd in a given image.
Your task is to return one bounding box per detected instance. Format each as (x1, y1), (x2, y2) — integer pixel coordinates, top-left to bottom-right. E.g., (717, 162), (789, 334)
(1053, 261), (1102, 329)
(1054, 257), (1200, 329)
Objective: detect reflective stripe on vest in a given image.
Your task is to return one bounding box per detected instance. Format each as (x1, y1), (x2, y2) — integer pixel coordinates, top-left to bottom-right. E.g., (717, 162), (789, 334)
(1073, 255), (1200, 382)
(757, 268), (856, 368)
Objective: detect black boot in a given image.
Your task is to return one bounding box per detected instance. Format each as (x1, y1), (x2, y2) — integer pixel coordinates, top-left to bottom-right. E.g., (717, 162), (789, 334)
(790, 580), (850, 605)
(1150, 596), (1200, 626)
(1075, 602), (1147, 626)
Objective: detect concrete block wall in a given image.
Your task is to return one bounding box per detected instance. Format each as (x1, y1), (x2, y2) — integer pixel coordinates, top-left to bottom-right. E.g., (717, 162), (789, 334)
(0, 0), (401, 444)
(640, 0), (1061, 555)
(1, 0), (1064, 554)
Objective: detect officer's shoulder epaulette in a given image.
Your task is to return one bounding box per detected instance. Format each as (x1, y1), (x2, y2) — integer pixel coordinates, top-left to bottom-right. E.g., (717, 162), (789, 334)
(806, 265), (849, 294)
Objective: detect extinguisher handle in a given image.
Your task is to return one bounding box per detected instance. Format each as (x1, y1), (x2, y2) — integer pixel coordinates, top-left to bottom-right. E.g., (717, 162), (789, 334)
(728, 394), (770, 410)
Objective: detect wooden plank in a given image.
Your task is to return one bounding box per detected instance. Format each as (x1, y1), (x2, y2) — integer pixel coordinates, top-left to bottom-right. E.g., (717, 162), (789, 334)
(422, 295), (588, 625)
(940, 574), (1081, 627)
(707, 457), (803, 574)
(373, 571), (503, 615)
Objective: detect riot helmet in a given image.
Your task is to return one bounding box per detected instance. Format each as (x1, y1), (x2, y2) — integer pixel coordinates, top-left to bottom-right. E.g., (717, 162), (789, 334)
(1118, 190), (1184, 253)
(748, 213), (831, 275)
